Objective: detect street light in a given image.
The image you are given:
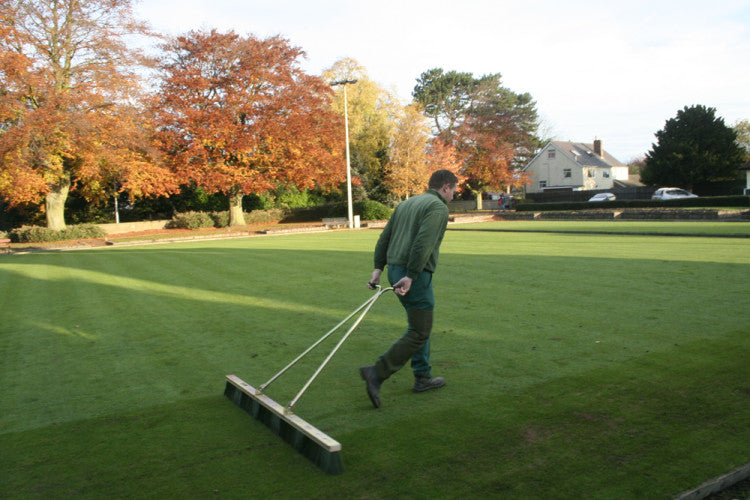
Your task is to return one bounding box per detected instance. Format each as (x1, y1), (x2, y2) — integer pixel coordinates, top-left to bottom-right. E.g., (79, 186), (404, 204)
(330, 79), (357, 229)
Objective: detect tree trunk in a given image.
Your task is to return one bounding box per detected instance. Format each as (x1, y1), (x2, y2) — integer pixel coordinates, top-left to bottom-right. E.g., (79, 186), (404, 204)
(228, 188), (245, 226)
(45, 175), (71, 230)
(475, 190), (482, 210)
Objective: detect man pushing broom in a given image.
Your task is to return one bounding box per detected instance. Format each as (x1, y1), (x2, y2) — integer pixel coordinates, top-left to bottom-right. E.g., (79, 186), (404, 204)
(360, 169), (459, 408)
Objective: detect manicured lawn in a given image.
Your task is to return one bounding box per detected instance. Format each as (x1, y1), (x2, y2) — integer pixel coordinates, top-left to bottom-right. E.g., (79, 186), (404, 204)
(1, 225), (748, 498)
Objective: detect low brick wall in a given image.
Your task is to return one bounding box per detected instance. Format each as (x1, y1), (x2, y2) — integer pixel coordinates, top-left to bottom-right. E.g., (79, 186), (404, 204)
(495, 209), (750, 221)
(618, 209), (720, 220)
(97, 220), (170, 235)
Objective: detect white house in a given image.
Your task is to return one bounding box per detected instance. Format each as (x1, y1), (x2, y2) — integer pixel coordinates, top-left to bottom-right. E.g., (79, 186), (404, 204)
(523, 139), (628, 194)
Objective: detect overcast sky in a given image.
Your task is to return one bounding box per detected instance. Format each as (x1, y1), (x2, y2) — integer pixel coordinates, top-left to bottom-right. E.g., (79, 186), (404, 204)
(133, 0), (750, 162)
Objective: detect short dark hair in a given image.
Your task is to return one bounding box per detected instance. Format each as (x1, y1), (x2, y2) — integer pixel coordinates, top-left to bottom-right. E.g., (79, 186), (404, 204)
(428, 169), (459, 190)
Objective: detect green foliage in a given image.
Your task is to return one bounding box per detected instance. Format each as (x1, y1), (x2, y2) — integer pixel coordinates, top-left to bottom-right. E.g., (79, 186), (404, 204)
(274, 186), (324, 209)
(163, 208), (289, 227)
(245, 208), (286, 223)
(209, 211), (230, 228)
(317, 200), (393, 220)
(165, 211), (215, 229)
(9, 224), (106, 243)
(641, 105), (746, 189)
(413, 68), (477, 138)
(355, 199), (393, 220)
(282, 204), (333, 222)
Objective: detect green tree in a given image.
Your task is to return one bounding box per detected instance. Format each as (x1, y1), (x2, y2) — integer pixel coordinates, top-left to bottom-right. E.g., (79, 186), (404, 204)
(413, 68), (477, 143)
(641, 105), (745, 190)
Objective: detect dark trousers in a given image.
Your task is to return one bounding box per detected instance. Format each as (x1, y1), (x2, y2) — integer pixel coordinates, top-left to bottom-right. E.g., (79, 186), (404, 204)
(375, 265), (435, 380)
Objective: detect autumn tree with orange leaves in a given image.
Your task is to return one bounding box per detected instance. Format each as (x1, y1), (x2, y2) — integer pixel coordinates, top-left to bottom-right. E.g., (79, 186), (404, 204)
(0, 0), (175, 230)
(153, 30), (344, 226)
(426, 138), (464, 187)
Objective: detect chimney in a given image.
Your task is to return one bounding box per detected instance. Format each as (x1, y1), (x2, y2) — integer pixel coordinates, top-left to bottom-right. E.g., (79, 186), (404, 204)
(593, 138), (602, 157)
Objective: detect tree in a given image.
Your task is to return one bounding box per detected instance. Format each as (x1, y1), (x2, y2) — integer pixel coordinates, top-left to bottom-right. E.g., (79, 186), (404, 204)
(384, 104), (431, 199)
(628, 155), (647, 175)
(323, 58), (398, 204)
(734, 119), (750, 161)
(426, 138), (463, 182)
(641, 105), (745, 190)
(0, 0), (173, 229)
(414, 69), (538, 206)
(153, 30), (344, 226)
(460, 76), (535, 202)
(413, 68), (477, 143)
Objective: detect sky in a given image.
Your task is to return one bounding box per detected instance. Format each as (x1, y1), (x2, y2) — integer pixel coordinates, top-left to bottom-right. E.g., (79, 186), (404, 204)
(133, 0), (750, 163)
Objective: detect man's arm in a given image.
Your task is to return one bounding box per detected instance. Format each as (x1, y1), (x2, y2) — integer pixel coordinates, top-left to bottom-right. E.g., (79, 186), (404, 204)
(368, 217), (393, 289)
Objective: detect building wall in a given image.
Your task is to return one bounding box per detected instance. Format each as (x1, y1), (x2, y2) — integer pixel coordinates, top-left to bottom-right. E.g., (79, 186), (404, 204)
(524, 144), (583, 193)
(525, 143), (618, 193)
(611, 165), (629, 181)
(582, 167), (615, 190)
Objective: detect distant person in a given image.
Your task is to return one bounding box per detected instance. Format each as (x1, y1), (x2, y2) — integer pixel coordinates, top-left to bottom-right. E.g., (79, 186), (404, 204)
(498, 194), (506, 212)
(360, 169), (459, 408)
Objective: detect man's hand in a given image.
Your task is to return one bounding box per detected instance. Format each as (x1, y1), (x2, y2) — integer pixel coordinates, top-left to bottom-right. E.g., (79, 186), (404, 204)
(367, 269), (382, 289)
(392, 276), (412, 296)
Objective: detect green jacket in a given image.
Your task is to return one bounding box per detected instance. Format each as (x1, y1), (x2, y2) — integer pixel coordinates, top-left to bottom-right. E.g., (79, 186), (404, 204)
(374, 189), (450, 278)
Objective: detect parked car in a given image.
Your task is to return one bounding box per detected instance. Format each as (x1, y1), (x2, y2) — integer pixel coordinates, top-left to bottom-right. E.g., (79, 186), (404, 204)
(588, 192), (616, 202)
(651, 188), (698, 200)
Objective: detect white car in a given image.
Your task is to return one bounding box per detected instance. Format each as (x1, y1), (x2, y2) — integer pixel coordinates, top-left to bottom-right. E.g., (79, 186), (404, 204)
(651, 188), (698, 200)
(588, 192), (616, 202)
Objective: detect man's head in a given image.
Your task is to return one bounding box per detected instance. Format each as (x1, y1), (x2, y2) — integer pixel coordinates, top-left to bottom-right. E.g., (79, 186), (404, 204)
(428, 169), (459, 200)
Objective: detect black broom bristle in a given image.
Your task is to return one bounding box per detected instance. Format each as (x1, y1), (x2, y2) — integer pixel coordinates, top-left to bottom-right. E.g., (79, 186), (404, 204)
(224, 378), (344, 475)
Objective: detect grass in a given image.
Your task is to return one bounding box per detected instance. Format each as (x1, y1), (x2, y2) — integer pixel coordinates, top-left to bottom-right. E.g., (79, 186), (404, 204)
(1, 223), (749, 498)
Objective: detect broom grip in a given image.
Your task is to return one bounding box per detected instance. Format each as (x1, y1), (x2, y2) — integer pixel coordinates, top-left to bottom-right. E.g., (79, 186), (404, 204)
(286, 286), (393, 413)
(259, 286), (387, 393)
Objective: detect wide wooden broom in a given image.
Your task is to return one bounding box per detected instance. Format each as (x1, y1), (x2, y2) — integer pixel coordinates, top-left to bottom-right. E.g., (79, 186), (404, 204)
(224, 286), (394, 474)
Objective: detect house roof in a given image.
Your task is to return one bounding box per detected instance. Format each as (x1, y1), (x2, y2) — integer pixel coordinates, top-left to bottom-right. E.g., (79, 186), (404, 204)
(614, 175), (645, 188)
(550, 141), (625, 168)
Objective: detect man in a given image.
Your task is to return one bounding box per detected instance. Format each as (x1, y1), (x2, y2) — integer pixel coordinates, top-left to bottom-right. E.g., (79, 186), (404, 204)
(360, 169), (458, 409)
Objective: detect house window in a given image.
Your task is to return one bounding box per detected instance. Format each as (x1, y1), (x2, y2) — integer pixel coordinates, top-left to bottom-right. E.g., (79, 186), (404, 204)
(563, 168), (571, 178)
(603, 171), (610, 178)
(548, 150), (556, 159)
(587, 169), (595, 178)
(539, 180), (547, 189)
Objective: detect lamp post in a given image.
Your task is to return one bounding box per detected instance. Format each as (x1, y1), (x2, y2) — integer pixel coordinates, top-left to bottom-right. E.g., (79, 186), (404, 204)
(330, 79), (357, 228)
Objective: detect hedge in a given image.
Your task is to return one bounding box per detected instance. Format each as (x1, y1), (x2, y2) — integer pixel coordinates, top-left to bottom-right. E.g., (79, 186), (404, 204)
(517, 195), (750, 212)
(10, 224), (106, 243)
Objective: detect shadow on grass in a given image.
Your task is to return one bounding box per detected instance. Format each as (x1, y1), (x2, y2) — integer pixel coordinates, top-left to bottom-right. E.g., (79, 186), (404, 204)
(1, 332), (747, 499)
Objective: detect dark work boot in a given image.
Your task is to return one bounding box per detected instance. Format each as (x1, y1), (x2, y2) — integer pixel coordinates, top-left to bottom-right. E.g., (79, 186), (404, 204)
(413, 375), (446, 393)
(359, 365), (382, 408)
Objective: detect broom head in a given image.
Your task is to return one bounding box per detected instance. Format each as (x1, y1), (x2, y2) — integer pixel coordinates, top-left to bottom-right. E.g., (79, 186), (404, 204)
(224, 374), (344, 474)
